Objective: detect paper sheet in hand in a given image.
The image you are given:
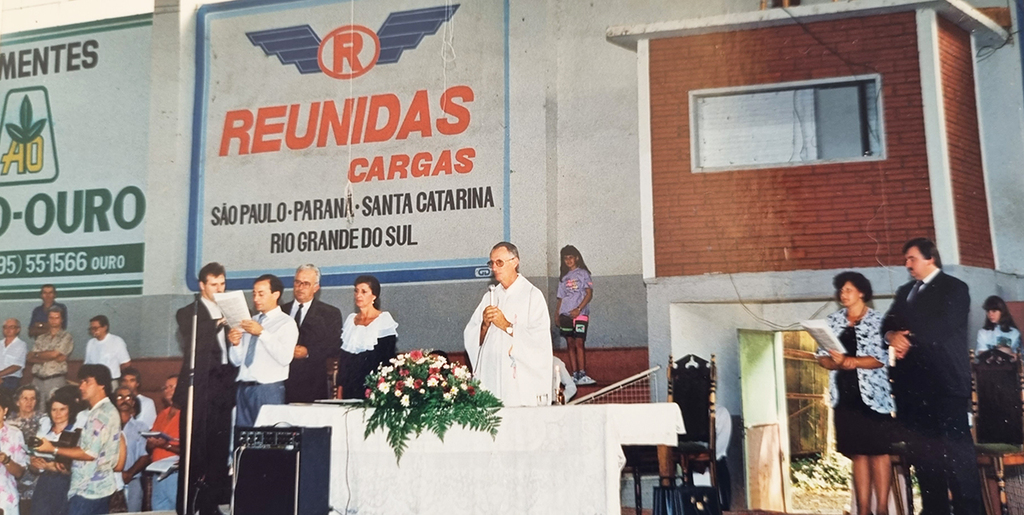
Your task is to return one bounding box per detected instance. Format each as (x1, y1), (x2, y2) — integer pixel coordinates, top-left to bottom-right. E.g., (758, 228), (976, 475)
(140, 431), (177, 442)
(145, 455), (179, 481)
(214, 290), (251, 328)
(801, 319), (846, 354)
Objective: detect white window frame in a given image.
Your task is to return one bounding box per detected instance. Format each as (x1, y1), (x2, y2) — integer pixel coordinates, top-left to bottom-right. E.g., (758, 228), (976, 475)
(689, 74), (886, 173)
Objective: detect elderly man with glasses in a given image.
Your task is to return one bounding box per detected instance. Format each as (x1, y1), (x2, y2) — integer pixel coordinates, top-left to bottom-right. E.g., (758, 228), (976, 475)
(463, 242), (553, 407)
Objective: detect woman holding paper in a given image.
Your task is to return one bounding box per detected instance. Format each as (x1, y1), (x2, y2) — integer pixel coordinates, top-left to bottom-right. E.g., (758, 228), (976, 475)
(976, 295), (1021, 355)
(338, 275), (398, 399)
(817, 271), (895, 515)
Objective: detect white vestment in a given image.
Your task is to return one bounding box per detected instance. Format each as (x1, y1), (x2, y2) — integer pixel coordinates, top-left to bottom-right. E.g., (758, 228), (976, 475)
(463, 274), (553, 407)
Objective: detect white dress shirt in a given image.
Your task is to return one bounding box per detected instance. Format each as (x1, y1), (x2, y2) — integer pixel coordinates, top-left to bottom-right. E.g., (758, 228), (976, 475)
(229, 306), (298, 384)
(0, 337), (27, 378)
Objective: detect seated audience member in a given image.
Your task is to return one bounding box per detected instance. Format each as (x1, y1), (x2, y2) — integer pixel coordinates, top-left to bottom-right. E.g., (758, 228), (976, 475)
(976, 295), (1021, 355)
(119, 367), (156, 428)
(7, 385), (43, 512)
(31, 387), (84, 515)
(35, 364), (121, 515)
(113, 385), (149, 513)
(84, 316), (132, 387)
(0, 390), (28, 515)
(0, 319), (27, 392)
(146, 375), (180, 512)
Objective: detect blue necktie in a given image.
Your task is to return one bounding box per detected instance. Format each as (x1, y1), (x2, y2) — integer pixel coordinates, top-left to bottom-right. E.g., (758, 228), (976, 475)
(244, 314), (265, 367)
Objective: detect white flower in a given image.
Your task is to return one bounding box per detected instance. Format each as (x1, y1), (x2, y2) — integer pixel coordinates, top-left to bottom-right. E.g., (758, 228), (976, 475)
(460, 383), (469, 390)
(419, 389), (425, 394)
(443, 392), (452, 401)
(404, 378), (415, 389)
(378, 383), (390, 393)
(427, 377), (439, 387)
(400, 396), (410, 407)
(395, 390), (403, 397)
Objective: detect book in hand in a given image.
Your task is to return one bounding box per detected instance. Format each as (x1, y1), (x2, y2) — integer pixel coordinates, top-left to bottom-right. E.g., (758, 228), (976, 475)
(800, 319), (846, 355)
(140, 431), (178, 442)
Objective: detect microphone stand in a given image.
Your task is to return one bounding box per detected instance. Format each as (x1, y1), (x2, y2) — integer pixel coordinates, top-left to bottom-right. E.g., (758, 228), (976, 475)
(183, 293), (200, 515)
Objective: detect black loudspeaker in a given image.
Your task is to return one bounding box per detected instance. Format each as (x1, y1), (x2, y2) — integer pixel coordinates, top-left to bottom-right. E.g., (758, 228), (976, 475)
(232, 426), (331, 515)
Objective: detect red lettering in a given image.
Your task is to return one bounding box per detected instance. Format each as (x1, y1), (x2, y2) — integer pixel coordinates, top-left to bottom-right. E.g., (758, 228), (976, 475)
(397, 90), (432, 140)
(348, 157), (369, 183)
(431, 150), (452, 176)
(411, 152), (432, 177)
(388, 154), (410, 180)
(436, 85), (473, 135)
(219, 110), (254, 156)
(286, 102), (320, 150)
(332, 31), (364, 74)
(365, 156), (385, 181)
(252, 105), (287, 153)
(350, 96), (369, 145)
(317, 99), (353, 148)
(454, 147), (475, 173)
(363, 94), (401, 143)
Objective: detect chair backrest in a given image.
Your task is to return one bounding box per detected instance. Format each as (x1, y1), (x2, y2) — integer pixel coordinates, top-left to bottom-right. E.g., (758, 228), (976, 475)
(972, 349), (1024, 445)
(671, 354), (717, 447)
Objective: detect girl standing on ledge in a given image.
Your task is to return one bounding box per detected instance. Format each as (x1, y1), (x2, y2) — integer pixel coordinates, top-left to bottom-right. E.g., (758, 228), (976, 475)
(555, 245), (594, 385)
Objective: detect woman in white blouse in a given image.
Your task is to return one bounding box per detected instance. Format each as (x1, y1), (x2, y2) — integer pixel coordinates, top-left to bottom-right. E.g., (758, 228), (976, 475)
(338, 275), (398, 399)
(976, 295), (1021, 355)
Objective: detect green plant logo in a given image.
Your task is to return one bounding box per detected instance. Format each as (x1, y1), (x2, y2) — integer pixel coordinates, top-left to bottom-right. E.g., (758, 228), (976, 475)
(0, 87), (59, 186)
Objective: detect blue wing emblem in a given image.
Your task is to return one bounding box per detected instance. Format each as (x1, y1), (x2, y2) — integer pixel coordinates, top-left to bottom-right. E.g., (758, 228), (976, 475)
(246, 25), (323, 74)
(376, 5), (459, 65)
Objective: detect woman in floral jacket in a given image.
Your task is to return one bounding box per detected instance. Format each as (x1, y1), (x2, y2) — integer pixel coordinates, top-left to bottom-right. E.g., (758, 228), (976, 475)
(817, 271), (895, 515)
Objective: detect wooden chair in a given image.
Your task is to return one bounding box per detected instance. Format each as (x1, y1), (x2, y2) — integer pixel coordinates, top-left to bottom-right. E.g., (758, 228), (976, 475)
(673, 354), (718, 487)
(622, 354), (719, 515)
(971, 349), (1024, 515)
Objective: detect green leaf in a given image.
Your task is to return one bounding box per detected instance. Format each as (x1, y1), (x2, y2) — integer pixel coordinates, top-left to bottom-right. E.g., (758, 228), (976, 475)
(25, 118), (46, 142)
(19, 97), (32, 131)
(5, 124), (26, 145)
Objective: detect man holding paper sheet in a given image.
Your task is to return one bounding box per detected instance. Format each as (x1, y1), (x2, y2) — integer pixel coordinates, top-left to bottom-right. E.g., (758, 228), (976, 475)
(173, 262), (236, 515)
(228, 274), (298, 428)
(882, 238), (978, 515)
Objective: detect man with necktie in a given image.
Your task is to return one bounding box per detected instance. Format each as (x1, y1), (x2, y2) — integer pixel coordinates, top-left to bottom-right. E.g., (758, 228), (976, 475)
(882, 237), (980, 515)
(282, 264), (343, 403)
(228, 274), (298, 428)
(174, 262), (237, 515)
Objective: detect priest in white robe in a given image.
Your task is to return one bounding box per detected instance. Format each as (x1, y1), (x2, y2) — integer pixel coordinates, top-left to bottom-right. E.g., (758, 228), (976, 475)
(464, 242), (554, 407)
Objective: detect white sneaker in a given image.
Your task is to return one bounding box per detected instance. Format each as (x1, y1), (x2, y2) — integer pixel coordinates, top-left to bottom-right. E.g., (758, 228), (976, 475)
(576, 373), (596, 386)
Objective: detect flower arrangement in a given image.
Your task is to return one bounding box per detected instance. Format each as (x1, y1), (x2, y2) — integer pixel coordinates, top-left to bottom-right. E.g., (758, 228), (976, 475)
(363, 349), (503, 461)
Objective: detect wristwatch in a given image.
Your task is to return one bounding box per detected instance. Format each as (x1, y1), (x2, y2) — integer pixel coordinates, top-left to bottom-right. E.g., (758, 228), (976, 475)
(2, 453), (11, 465)
(504, 324), (513, 336)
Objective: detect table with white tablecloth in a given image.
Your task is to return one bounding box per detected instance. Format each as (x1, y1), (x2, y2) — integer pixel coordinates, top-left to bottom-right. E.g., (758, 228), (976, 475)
(255, 403), (684, 514)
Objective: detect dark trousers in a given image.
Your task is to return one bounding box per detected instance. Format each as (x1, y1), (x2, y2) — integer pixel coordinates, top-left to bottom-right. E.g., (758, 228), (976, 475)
(899, 396), (982, 515)
(235, 381), (285, 428)
(67, 495), (111, 515)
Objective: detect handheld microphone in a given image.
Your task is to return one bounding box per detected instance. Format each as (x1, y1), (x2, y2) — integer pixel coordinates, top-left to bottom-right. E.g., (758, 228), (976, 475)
(489, 284), (496, 306)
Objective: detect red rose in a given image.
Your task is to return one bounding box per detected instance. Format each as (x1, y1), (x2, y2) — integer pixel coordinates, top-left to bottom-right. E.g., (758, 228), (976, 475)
(400, 369), (410, 377)
(409, 350), (424, 361)
(467, 386), (476, 396)
(365, 388), (372, 397)
(413, 379), (423, 389)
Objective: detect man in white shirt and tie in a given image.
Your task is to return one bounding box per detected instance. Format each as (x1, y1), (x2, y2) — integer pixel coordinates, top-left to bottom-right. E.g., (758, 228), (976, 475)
(228, 274), (299, 428)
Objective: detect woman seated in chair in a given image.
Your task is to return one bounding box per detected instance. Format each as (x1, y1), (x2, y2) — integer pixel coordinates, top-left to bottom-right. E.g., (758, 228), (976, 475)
(976, 295), (1021, 356)
(817, 271), (896, 515)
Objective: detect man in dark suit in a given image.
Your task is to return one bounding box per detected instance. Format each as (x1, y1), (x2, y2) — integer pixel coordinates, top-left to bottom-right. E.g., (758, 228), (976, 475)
(283, 264), (343, 403)
(173, 262), (237, 515)
(882, 237), (980, 515)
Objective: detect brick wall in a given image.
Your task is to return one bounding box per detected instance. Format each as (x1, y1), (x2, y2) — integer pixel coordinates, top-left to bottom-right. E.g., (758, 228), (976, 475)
(649, 13), (934, 276)
(938, 17), (995, 268)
